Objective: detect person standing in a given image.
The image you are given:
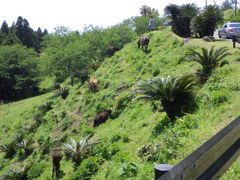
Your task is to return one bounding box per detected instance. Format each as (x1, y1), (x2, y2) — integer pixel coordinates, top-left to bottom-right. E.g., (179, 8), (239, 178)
(149, 16), (155, 31)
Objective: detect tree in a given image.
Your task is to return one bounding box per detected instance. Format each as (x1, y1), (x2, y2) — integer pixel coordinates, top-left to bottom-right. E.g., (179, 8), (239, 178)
(165, 3), (199, 37)
(1, 20), (9, 34)
(140, 5), (152, 16)
(190, 5), (223, 37)
(202, 5), (224, 36)
(186, 47), (230, 83)
(14, 16), (38, 49)
(134, 74), (198, 120)
(0, 44), (40, 102)
(221, 0), (234, 11)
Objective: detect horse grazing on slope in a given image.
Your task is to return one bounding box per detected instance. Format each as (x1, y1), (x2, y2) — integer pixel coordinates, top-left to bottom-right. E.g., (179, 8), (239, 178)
(52, 151), (63, 178)
(89, 77), (99, 92)
(107, 46), (120, 56)
(93, 110), (112, 127)
(137, 36), (150, 50)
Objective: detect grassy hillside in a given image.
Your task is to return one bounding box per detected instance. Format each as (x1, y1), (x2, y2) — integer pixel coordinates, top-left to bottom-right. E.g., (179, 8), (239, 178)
(0, 27), (240, 179)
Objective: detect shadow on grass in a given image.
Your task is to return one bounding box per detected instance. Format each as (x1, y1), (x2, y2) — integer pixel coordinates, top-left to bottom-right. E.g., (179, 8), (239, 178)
(55, 170), (66, 179)
(151, 116), (174, 137)
(144, 49), (151, 54)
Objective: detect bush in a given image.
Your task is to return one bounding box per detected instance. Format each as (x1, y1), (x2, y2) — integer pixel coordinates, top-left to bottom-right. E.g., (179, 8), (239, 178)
(69, 156), (100, 180)
(54, 86), (69, 99)
(93, 141), (120, 160)
(37, 101), (53, 112)
(210, 90), (229, 105)
(27, 163), (46, 179)
(118, 162), (138, 178)
(110, 134), (121, 143)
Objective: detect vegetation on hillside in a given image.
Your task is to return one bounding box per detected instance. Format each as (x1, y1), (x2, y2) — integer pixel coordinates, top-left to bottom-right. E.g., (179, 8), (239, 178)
(1, 4), (240, 180)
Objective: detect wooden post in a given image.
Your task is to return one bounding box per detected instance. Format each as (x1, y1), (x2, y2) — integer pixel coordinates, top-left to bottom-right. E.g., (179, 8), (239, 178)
(232, 36), (236, 48)
(154, 164), (173, 180)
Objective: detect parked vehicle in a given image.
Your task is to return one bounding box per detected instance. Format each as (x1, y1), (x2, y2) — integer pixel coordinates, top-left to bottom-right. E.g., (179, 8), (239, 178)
(218, 22), (240, 39)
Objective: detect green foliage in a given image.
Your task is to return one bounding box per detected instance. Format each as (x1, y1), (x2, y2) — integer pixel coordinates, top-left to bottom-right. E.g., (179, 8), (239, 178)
(0, 44), (40, 102)
(69, 156), (100, 180)
(0, 141), (16, 158)
(93, 141), (120, 161)
(187, 47), (230, 83)
(37, 101), (52, 112)
(54, 86), (69, 99)
(134, 74), (198, 120)
(191, 5), (224, 37)
(1, 165), (30, 180)
(118, 162), (138, 178)
(27, 163), (46, 179)
(210, 89), (230, 105)
(165, 3), (199, 37)
(63, 136), (95, 164)
(110, 134), (122, 143)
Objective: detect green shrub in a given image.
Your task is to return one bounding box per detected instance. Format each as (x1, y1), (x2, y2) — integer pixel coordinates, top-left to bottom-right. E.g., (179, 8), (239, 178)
(0, 141), (17, 158)
(122, 134), (130, 143)
(152, 69), (160, 77)
(54, 86), (69, 99)
(69, 156), (100, 180)
(0, 159), (8, 170)
(110, 134), (121, 143)
(210, 90), (229, 105)
(37, 101), (52, 112)
(32, 112), (43, 126)
(118, 162), (138, 178)
(27, 163), (46, 179)
(111, 94), (133, 119)
(93, 141), (120, 160)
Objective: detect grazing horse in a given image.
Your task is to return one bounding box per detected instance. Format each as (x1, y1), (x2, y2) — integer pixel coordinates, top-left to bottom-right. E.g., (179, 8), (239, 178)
(137, 36), (150, 50)
(93, 110), (112, 127)
(107, 46), (120, 56)
(52, 151), (62, 178)
(89, 77), (99, 92)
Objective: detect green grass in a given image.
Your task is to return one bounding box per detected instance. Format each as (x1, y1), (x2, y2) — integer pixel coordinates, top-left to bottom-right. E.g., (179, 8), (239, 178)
(0, 27), (240, 179)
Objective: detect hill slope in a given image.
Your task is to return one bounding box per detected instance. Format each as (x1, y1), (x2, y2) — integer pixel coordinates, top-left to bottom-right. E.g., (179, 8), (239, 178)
(0, 27), (240, 179)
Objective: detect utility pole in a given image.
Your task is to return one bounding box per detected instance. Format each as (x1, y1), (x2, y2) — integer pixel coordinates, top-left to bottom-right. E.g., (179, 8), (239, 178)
(235, 0), (237, 21)
(205, 0), (207, 7)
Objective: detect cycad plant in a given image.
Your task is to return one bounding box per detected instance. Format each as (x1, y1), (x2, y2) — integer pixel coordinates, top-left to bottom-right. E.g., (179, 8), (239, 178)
(0, 165), (30, 180)
(63, 135), (96, 164)
(134, 74), (197, 120)
(187, 47), (230, 83)
(17, 138), (34, 156)
(0, 141), (16, 158)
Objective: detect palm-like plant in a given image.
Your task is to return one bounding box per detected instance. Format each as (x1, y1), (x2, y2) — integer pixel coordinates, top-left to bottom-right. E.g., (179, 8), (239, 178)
(134, 74), (197, 120)
(63, 135), (96, 164)
(187, 47), (230, 83)
(0, 141), (16, 158)
(0, 165), (30, 180)
(17, 138), (34, 155)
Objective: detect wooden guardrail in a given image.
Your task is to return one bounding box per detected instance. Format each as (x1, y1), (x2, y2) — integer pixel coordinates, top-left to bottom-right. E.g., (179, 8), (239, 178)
(154, 116), (240, 180)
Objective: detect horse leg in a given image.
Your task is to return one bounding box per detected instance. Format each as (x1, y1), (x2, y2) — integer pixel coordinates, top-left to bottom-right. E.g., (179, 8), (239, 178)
(56, 163), (60, 177)
(52, 165), (55, 178)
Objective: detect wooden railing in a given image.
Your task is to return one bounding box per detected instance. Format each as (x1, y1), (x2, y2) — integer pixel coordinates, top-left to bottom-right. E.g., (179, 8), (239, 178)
(154, 116), (240, 180)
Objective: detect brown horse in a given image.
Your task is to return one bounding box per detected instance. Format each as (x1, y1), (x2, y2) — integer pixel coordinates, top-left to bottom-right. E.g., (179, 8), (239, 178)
(89, 77), (99, 92)
(52, 151), (63, 178)
(137, 36), (150, 50)
(93, 110), (112, 127)
(107, 46), (120, 56)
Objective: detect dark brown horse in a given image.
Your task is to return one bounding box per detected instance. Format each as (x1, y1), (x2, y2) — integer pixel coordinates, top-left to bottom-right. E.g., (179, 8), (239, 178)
(107, 46), (120, 56)
(93, 110), (112, 127)
(52, 151), (63, 178)
(137, 36), (150, 50)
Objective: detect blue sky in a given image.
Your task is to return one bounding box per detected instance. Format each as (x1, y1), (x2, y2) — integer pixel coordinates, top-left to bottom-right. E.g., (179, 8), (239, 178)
(0, 0), (217, 32)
